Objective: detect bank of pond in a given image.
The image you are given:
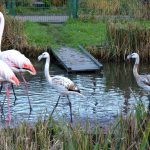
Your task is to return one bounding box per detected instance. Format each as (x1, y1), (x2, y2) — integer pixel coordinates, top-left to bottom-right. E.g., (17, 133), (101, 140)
(0, 100), (149, 150)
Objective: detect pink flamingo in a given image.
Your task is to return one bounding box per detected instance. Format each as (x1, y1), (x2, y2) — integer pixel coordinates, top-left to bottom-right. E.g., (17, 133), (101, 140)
(0, 59), (20, 123)
(0, 12), (36, 111)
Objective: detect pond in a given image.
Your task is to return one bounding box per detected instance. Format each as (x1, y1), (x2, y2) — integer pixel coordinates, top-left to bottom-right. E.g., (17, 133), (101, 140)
(0, 60), (149, 127)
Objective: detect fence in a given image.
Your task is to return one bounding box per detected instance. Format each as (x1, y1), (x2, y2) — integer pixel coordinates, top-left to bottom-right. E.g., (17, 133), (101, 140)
(3, 0), (78, 22)
(4, 0), (150, 22)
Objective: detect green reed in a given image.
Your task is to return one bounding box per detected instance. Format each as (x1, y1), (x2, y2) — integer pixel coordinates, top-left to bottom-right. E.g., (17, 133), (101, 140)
(0, 100), (149, 150)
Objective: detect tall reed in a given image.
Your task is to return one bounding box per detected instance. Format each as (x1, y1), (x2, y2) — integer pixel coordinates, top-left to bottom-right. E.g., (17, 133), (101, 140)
(0, 100), (149, 149)
(79, 0), (150, 18)
(106, 20), (150, 61)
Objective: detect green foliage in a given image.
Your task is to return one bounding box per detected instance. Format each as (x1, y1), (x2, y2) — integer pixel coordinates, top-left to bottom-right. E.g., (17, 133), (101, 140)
(106, 20), (150, 61)
(0, 100), (149, 149)
(24, 19), (107, 48)
(24, 21), (51, 47)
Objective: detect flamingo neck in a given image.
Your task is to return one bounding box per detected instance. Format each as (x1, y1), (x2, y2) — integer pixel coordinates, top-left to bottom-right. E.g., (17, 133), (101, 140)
(44, 56), (52, 83)
(133, 57), (140, 78)
(0, 12), (4, 52)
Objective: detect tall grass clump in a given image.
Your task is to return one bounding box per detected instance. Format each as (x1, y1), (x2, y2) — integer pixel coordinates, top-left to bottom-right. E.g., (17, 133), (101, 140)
(106, 20), (150, 61)
(0, 6), (43, 59)
(0, 10), (27, 51)
(79, 0), (150, 19)
(0, 100), (150, 149)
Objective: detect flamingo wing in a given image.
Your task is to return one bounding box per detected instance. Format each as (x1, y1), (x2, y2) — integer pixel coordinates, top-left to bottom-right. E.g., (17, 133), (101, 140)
(140, 75), (150, 86)
(0, 60), (19, 85)
(52, 76), (80, 92)
(0, 50), (36, 75)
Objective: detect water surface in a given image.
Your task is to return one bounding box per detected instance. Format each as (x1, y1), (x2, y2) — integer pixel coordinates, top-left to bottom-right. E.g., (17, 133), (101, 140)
(0, 61), (149, 127)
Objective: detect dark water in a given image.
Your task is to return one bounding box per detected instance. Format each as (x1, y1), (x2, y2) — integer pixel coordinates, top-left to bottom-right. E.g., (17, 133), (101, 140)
(0, 61), (149, 127)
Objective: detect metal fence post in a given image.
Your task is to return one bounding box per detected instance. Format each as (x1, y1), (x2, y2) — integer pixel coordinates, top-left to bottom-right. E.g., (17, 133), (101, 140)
(72, 0), (78, 18)
(7, 0), (11, 14)
(67, 0), (72, 17)
(12, 0), (15, 16)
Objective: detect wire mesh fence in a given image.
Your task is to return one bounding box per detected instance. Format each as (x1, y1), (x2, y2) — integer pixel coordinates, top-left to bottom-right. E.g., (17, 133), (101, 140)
(6, 0), (70, 15)
(3, 0), (150, 22)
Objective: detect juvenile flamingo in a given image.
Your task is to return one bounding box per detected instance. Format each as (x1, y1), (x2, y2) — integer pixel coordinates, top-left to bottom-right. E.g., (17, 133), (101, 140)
(0, 59), (20, 122)
(38, 52), (82, 123)
(127, 53), (150, 92)
(0, 12), (36, 111)
(127, 52), (150, 111)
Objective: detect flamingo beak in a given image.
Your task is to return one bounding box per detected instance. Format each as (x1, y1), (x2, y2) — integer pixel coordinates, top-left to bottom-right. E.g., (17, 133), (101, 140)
(22, 63), (36, 75)
(29, 65), (36, 75)
(127, 54), (131, 60)
(10, 76), (20, 86)
(38, 55), (42, 61)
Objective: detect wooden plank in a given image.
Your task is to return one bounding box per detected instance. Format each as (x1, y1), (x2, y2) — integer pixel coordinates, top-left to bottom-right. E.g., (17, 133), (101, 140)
(51, 48), (72, 72)
(51, 47), (103, 72)
(78, 45), (103, 68)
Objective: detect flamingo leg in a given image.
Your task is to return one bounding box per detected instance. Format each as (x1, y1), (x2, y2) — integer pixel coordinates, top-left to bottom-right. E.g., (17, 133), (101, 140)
(11, 84), (17, 105)
(0, 83), (17, 106)
(67, 95), (73, 123)
(20, 73), (32, 111)
(0, 83), (6, 113)
(0, 83), (3, 94)
(147, 94), (150, 114)
(5, 85), (11, 125)
(50, 95), (61, 117)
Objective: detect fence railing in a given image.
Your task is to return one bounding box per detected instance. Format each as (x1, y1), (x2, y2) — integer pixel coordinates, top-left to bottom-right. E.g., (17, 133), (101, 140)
(3, 0), (150, 21)
(4, 0), (78, 18)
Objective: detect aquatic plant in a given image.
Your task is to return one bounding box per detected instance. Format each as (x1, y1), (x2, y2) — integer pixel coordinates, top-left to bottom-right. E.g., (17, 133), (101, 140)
(0, 100), (149, 149)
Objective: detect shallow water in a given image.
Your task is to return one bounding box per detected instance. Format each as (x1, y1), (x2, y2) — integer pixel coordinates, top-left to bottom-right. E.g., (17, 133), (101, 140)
(0, 60), (149, 127)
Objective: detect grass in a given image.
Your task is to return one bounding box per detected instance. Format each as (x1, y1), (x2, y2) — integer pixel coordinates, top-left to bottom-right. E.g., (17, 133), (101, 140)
(24, 21), (52, 48)
(23, 19), (107, 48)
(23, 18), (150, 61)
(0, 100), (149, 149)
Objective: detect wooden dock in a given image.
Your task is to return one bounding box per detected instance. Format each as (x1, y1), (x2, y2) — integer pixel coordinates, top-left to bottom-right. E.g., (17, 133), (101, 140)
(51, 46), (103, 72)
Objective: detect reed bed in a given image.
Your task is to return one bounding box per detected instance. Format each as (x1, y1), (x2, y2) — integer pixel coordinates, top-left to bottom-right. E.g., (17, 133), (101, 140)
(79, 0), (150, 19)
(86, 20), (150, 62)
(106, 20), (150, 62)
(0, 101), (149, 150)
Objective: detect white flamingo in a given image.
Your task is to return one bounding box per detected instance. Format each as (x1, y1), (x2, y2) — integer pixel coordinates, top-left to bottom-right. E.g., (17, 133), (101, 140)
(38, 52), (82, 123)
(127, 53), (150, 92)
(0, 12), (36, 111)
(0, 59), (20, 122)
(127, 52), (150, 111)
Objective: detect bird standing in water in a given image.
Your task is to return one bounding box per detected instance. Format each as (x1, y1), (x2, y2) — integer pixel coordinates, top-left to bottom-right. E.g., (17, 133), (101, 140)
(0, 59), (20, 123)
(127, 53), (150, 92)
(127, 52), (150, 111)
(38, 52), (82, 123)
(0, 12), (36, 111)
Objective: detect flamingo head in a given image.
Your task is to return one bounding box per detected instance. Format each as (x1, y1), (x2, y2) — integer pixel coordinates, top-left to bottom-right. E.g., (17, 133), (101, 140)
(22, 63), (36, 75)
(10, 75), (20, 86)
(38, 52), (50, 61)
(127, 53), (139, 60)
